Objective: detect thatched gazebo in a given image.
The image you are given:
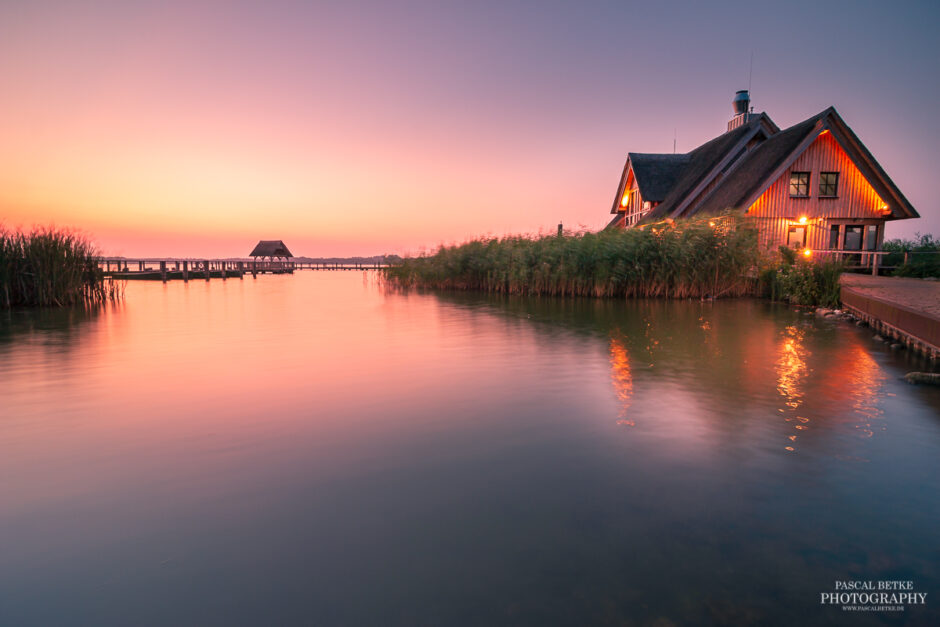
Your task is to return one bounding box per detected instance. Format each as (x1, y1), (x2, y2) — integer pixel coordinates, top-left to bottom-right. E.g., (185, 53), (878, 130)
(249, 240), (293, 261)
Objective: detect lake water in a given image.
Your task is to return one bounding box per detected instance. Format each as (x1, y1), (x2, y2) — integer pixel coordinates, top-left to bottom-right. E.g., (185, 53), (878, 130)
(1, 272), (938, 626)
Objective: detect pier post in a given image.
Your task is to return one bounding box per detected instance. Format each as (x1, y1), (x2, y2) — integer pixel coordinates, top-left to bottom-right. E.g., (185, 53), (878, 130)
(183, 260), (189, 282)
(139, 261), (144, 272)
(238, 261), (244, 279)
(204, 260), (210, 281)
(160, 261), (167, 283)
(221, 261), (226, 280)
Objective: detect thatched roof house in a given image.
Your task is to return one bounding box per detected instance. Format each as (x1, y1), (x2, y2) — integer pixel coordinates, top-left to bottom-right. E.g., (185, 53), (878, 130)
(607, 91), (918, 252)
(249, 240), (293, 259)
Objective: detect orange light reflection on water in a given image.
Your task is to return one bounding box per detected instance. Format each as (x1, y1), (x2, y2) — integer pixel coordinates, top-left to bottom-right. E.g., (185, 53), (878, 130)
(609, 335), (634, 425)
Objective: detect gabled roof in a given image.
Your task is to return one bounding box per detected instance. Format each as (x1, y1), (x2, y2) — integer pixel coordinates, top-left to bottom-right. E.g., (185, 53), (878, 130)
(629, 153), (690, 203)
(249, 240), (293, 257)
(689, 110), (827, 218)
(643, 114), (774, 220)
(693, 107), (918, 220)
(624, 107), (917, 224)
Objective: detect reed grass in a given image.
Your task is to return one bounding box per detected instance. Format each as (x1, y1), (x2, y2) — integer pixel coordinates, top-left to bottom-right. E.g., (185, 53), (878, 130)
(0, 226), (122, 308)
(384, 214), (762, 299)
(760, 246), (843, 308)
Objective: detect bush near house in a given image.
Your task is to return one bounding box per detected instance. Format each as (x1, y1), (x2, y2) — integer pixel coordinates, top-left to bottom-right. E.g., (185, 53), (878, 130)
(760, 246), (843, 308)
(882, 234), (940, 278)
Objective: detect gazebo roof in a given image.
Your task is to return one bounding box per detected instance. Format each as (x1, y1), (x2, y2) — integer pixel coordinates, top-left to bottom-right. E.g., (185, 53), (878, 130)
(249, 240), (293, 258)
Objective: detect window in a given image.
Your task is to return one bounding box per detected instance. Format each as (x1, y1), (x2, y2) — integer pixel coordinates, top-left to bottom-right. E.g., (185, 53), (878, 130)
(828, 225), (841, 249)
(789, 172), (810, 197)
(865, 225), (879, 250)
(844, 225), (864, 251)
(787, 226), (806, 248)
(819, 172), (839, 197)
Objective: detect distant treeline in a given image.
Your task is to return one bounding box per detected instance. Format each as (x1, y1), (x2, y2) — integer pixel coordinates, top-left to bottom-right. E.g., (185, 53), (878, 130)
(384, 214), (762, 299)
(882, 234), (940, 278)
(0, 227), (121, 308)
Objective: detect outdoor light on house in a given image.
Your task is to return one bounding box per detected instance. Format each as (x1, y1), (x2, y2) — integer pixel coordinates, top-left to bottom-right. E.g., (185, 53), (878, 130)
(802, 248), (812, 258)
(798, 216), (808, 225)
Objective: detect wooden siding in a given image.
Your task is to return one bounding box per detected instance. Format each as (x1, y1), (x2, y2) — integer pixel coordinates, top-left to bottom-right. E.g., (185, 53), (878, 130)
(747, 131), (887, 219)
(619, 166), (650, 227)
(750, 216), (884, 250)
(746, 130), (889, 249)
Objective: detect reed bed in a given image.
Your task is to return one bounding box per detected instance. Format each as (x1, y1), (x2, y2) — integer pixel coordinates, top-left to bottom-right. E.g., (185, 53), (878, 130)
(385, 214), (762, 299)
(0, 226), (121, 308)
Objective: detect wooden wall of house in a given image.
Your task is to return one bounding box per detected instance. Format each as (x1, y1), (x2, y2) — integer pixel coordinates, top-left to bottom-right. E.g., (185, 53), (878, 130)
(618, 166), (648, 227)
(746, 131), (888, 249)
(750, 216), (885, 250)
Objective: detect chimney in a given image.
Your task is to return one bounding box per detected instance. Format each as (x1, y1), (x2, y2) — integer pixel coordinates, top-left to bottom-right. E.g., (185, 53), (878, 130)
(727, 90), (751, 132)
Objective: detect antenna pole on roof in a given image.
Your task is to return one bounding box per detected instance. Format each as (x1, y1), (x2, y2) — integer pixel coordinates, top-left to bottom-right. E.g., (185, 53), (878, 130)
(673, 128), (677, 154)
(747, 51), (754, 98)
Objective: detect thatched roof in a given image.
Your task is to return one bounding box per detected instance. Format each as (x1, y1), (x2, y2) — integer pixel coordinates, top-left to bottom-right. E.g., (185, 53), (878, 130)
(611, 107), (917, 225)
(628, 153), (690, 202)
(249, 240), (293, 257)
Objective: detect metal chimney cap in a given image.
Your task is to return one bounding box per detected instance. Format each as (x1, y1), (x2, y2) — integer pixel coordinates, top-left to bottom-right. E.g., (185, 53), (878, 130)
(732, 90), (750, 115)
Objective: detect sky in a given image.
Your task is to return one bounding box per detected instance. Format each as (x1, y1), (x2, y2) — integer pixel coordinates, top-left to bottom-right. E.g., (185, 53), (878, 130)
(1, 0), (937, 258)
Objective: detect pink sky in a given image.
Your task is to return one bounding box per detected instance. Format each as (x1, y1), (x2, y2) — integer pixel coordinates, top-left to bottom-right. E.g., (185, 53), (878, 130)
(1, 1), (937, 258)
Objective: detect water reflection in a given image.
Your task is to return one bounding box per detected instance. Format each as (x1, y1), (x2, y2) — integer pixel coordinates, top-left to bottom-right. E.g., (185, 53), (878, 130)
(776, 325), (811, 452)
(1, 276), (939, 627)
(608, 335), (633, 425)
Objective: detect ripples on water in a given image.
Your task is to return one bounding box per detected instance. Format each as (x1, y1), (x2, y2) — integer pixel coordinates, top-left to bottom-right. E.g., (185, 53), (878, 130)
(1, 272), (938, 626)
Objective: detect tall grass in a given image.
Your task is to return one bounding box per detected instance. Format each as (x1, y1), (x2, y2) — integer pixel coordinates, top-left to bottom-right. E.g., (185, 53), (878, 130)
(760, 246), (843, 308)
(385, 214), (762, 299)
(0, 226), (121, 308)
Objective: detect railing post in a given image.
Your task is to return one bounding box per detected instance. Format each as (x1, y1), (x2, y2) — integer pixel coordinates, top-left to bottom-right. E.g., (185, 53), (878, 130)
(160, 261), (167, 282)
(183, 260), (189, 282)
(205, 260), (210, 280)
(872, 253), (879, 276)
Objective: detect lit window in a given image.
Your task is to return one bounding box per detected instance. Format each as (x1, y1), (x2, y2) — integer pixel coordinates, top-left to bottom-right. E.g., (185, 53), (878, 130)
(819, 172), (839, 197)
(789, 172), (810, 197)
(787, 226), (806, 248)
(828, 225), (840, 249)
(643, 201), (651, 211)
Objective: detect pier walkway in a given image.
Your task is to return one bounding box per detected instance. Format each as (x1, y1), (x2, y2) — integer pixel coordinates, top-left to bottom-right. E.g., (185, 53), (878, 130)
(840, 274), (940, 359)
(98, 258), (388, 282)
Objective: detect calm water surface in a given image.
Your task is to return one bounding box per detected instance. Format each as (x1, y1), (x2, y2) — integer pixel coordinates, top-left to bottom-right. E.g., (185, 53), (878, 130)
(1, 272), (938, 626)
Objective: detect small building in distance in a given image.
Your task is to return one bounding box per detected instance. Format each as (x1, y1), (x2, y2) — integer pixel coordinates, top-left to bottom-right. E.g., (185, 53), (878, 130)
(606, 91), (918, 252)
(249, 240), (294, 261)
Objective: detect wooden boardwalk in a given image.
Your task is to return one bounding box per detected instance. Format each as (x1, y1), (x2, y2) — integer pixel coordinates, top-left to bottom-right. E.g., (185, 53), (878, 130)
(840, 274), (940, 359)
(98, 258), (388, 281)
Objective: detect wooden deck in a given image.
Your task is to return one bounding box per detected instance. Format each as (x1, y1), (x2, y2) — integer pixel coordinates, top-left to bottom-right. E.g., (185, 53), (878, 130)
(840, 274), (940, 359)
(98, 259), (389, 281)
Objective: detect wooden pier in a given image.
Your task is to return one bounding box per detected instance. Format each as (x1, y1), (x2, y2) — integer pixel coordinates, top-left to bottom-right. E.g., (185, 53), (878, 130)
(840, 274), (940, 360)
(98, 258), (389, 282)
